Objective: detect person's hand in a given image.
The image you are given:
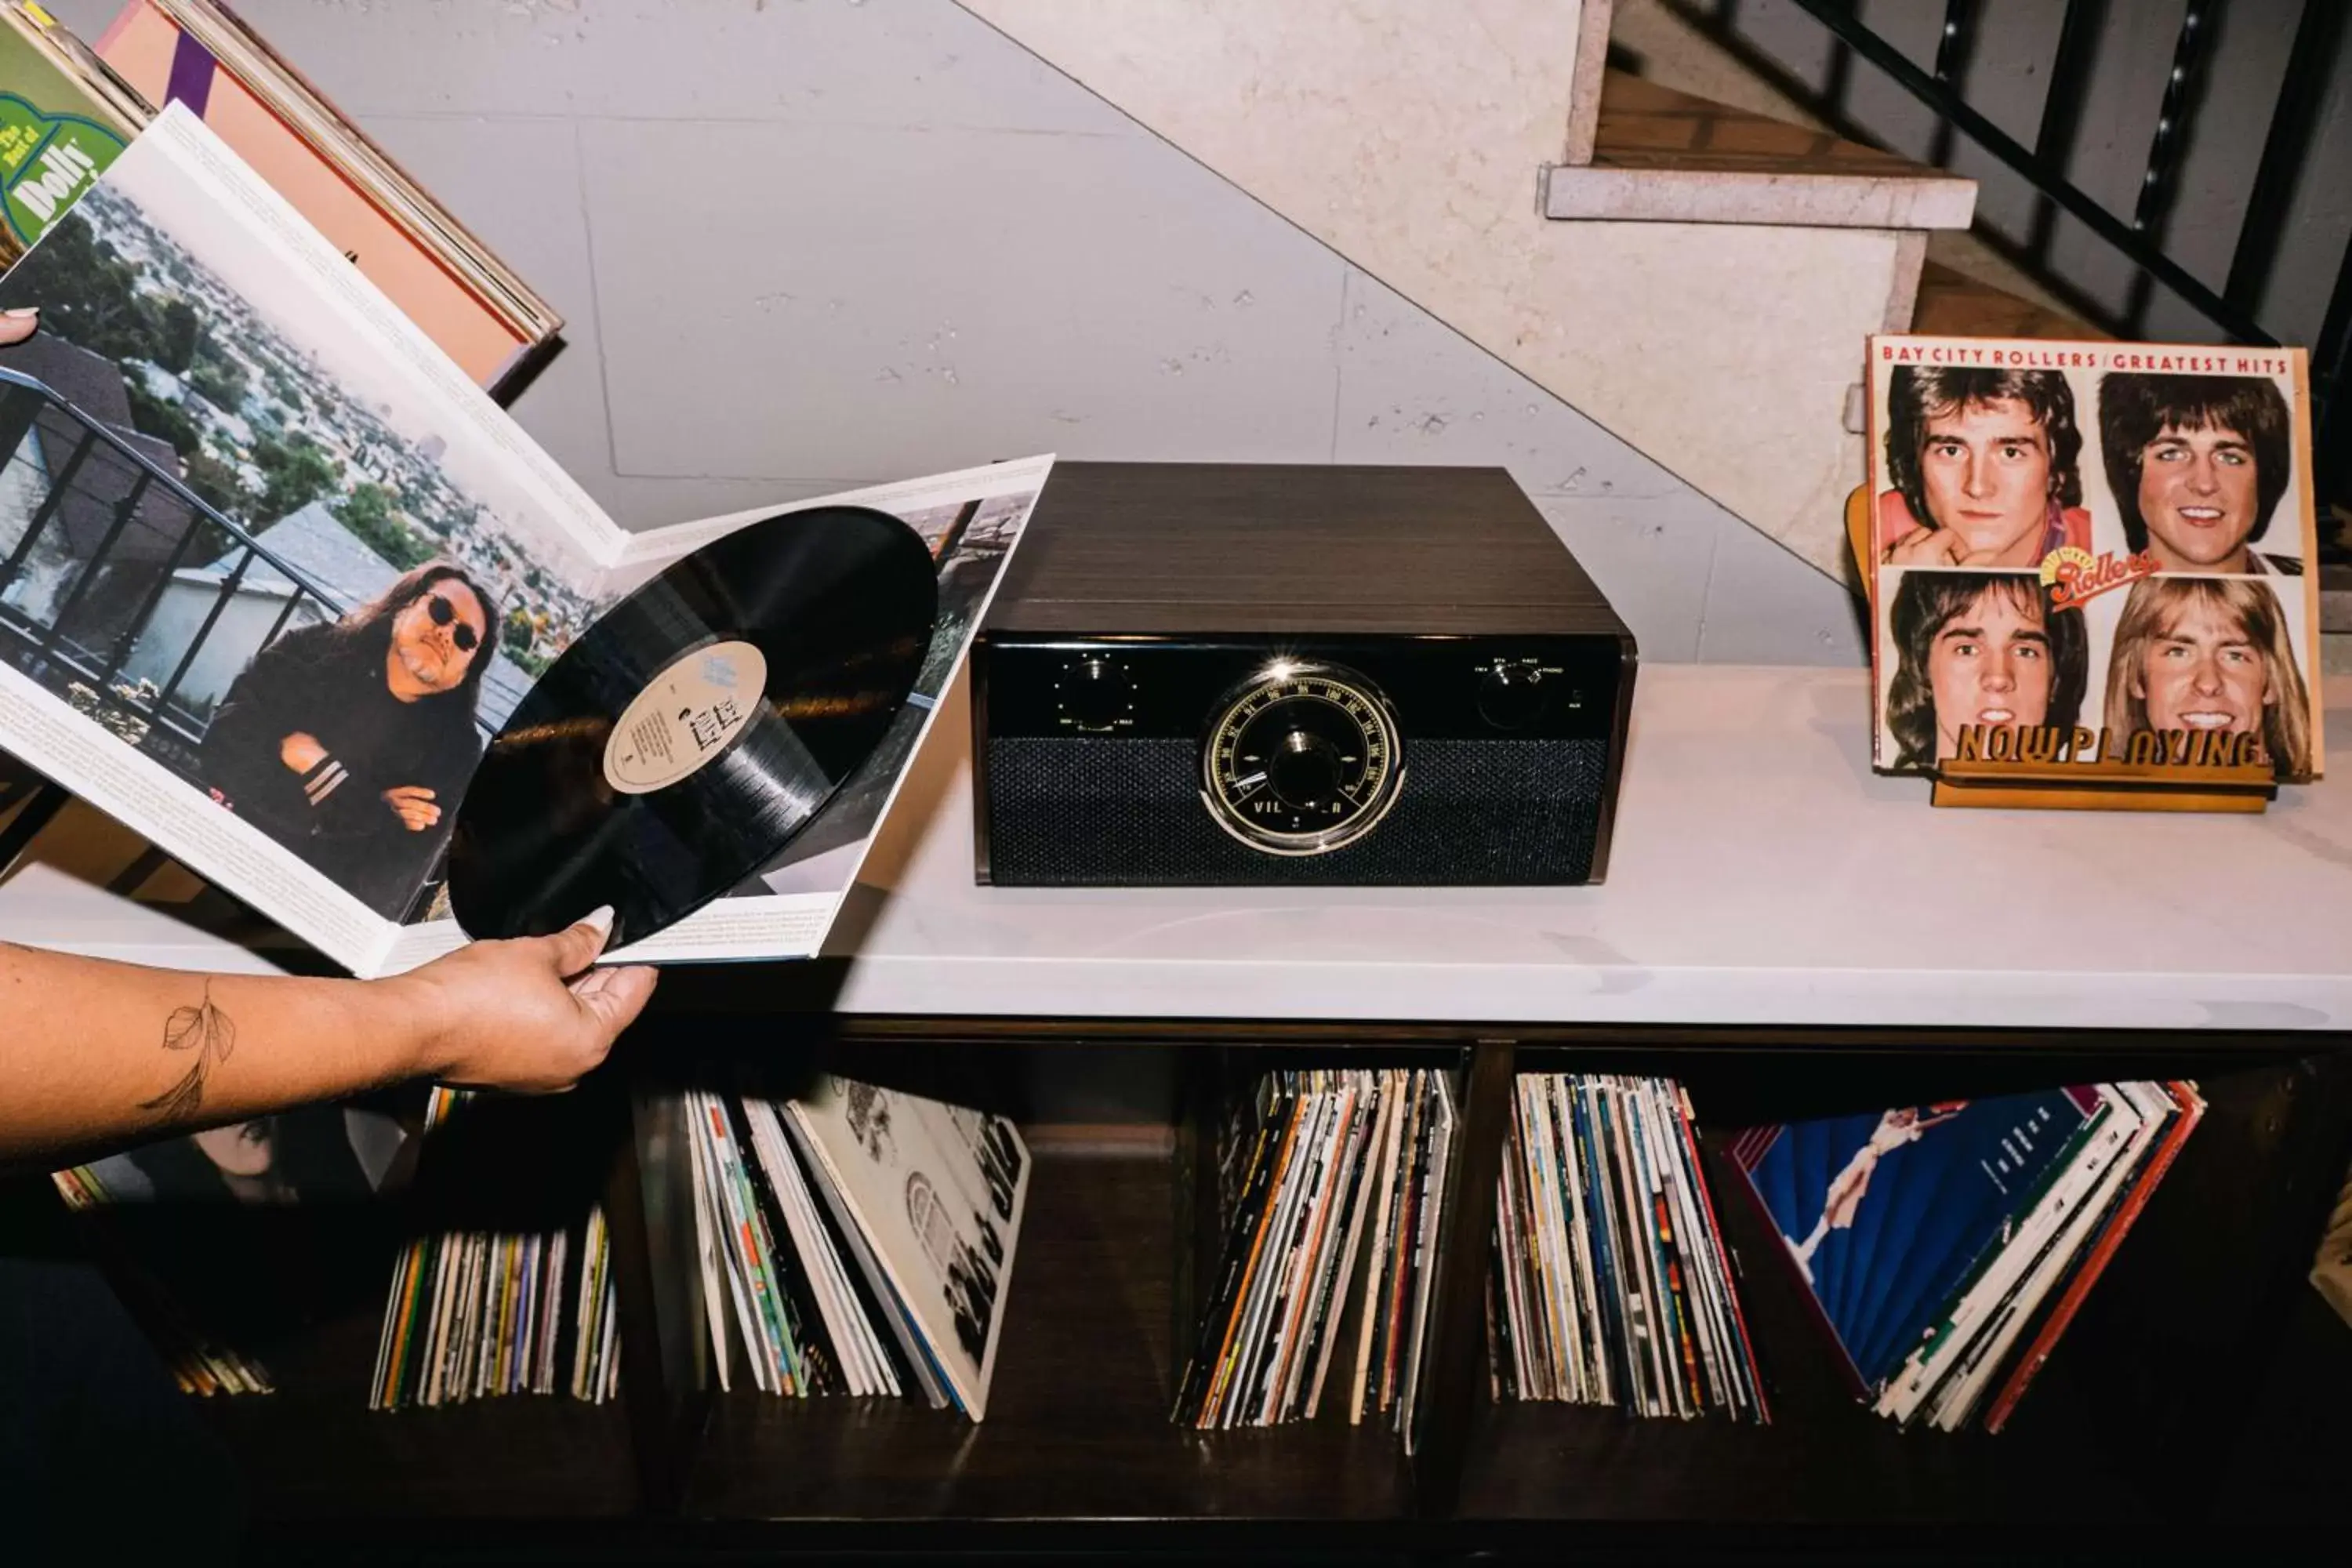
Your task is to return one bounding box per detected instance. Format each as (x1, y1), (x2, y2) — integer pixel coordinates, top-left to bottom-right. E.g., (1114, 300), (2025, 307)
(392, 907), (657, 1094)
(280, 731), (328, 774)
(1882, 524), (1967, 568)
(0, 307), (37, 349)
(383, 785), (440, 832)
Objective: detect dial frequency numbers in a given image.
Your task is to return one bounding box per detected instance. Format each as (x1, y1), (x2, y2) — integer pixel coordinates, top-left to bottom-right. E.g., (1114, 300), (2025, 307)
(1202, 669), (1403, 855)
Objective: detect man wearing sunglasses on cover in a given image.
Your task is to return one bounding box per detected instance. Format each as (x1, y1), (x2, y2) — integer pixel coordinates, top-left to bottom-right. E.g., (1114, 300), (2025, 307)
(198, 560), (501, 918)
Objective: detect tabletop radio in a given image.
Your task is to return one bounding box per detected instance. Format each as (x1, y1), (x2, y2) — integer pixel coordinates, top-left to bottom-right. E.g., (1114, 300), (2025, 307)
(972, 463), (1636, 887)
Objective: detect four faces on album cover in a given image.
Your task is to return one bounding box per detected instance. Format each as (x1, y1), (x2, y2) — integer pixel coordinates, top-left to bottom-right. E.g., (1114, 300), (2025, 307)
(1871, 359), (2317, 780)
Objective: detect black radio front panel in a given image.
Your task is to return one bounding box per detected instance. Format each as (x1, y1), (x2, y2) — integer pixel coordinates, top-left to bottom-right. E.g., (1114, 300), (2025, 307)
(981, 635), (1624, 743)
(975, 633), (1631, 887)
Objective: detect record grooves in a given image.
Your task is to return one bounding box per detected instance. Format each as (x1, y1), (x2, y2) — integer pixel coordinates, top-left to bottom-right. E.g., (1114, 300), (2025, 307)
(448, 506), (938, 949)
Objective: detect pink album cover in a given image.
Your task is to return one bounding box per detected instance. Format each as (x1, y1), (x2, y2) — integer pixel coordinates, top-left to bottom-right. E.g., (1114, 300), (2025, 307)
(97, 2), (531, 391)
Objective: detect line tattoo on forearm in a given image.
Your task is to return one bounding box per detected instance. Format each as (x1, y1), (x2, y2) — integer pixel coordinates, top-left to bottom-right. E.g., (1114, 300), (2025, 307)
(142, 980), (237, 1121)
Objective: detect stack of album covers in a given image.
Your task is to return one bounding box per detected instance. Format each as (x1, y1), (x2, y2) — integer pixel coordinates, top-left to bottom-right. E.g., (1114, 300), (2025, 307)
(368, 1088), (619, 1410)
(53, 1153), (277, 1395)
(0, 2), (147, 266)
(686, 1076), (1029, 1421)
(1, 0), (554, 395)
(1730, 1080), (2205, 1433)
(1487, 1073), (1767, 1422)
(2312, 1157), (2352, 1335)
(91, 0), (561, 396)
(1172, 1067), (1457, 1450)
(53, 1088), (424, 1396)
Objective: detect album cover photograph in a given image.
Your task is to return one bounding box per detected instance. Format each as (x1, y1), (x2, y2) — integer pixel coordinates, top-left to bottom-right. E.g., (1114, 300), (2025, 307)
(0, 2), (140, 267)
(1732, 1090), (2102, 1396)
(1875, 559), (2318, 779)
(1873, 568), (2083, 774)
(0, 103), (617, 966)
(1865, 336), (2321, 782)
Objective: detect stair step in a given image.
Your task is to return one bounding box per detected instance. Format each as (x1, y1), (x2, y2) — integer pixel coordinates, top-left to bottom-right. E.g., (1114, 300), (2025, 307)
(1544, 73), (1974, 228)
(1909, 260), (2108, 340)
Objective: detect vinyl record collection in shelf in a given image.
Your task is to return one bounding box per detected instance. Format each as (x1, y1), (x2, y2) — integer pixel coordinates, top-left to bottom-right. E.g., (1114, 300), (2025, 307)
(16, 1028), (2351, 1547)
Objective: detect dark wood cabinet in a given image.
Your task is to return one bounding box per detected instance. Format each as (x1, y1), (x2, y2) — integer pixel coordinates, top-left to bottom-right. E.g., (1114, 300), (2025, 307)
(140, 1014), (2352, 1558)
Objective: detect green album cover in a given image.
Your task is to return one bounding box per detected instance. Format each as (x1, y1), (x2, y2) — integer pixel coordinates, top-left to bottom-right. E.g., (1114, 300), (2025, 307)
(0, 9), (134, 253)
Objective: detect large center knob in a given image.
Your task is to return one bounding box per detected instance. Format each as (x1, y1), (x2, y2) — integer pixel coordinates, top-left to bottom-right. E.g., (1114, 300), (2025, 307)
(1269, 728), (1341, 807)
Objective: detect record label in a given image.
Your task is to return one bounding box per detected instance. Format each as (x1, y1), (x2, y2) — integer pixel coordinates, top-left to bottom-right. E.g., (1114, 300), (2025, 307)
(601, 639), (768, 796)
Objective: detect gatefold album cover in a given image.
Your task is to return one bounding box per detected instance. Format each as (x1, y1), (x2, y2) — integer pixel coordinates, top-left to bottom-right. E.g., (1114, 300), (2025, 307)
(1865, 335), (2321, 782)
(0, 101), (1049, 976)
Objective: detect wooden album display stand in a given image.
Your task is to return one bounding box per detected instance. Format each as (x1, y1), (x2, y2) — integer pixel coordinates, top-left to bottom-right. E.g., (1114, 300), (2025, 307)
(1843, 488), (2278, 815)
(1932, 756), (2274, 811)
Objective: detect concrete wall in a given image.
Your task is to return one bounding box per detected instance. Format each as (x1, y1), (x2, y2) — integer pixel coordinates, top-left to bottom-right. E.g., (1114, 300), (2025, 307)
(42, 0), (1867, 667)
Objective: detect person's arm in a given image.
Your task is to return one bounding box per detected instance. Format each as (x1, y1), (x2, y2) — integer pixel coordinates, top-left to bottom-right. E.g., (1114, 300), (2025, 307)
(0, 912), (655, 1166)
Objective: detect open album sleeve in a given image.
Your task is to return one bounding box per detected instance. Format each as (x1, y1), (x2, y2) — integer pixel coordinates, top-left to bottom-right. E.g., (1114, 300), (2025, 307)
(0, 101), (1049, 974)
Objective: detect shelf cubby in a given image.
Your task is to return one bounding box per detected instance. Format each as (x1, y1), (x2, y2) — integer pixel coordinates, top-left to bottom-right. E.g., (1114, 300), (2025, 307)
(683, 1138), (1414, 1525)
(23, 1017), (2350, 1557)
(1458, 1046), (2352, 1536)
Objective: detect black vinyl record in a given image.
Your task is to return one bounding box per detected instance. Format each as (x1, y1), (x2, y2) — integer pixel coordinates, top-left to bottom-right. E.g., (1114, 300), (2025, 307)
(448, 505), (938, 949)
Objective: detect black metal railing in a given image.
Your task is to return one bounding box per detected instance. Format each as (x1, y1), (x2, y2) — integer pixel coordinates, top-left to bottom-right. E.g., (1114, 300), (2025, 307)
(1697, 0), (2352, 517)
(0, 365), (352, 752)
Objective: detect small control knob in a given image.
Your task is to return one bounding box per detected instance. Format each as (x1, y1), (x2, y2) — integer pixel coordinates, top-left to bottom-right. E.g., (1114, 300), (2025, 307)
(1061, 655), (1132, 730)
(1269, 728), (1342, 808)
(1477, 664), (1546, 729)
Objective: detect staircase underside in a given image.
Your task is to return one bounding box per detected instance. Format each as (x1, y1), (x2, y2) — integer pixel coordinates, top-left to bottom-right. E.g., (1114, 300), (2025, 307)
(952, 0), (1978, 589)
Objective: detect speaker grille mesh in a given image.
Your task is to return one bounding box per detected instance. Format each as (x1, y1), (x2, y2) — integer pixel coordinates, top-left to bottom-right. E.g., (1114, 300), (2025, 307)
(985, 736), (1606, 885)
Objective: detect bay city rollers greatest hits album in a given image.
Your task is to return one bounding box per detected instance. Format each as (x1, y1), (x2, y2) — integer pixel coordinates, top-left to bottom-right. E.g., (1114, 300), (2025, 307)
(1865, 335), (2321, 784)
(971, 463), (1637, 887)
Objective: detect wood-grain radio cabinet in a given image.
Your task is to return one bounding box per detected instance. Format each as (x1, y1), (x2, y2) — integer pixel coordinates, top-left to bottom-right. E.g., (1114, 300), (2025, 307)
(6, 666), (2348, 1556)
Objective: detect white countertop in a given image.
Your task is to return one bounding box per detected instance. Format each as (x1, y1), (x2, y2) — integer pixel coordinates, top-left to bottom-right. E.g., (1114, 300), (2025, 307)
(8, 664), (2351, 1033)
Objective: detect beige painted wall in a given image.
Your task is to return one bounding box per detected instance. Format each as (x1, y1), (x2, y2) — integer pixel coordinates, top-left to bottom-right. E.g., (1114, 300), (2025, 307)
(953, 0), (1915, 585)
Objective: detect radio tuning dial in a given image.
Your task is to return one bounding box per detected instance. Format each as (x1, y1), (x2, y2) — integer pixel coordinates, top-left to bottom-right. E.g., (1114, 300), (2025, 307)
(1059, 654), (1133, 731)
(1202, 662), (1404, 856)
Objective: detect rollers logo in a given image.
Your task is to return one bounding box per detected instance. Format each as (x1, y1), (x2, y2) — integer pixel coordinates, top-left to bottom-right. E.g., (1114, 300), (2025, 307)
(2040, 544), (2155, 610)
